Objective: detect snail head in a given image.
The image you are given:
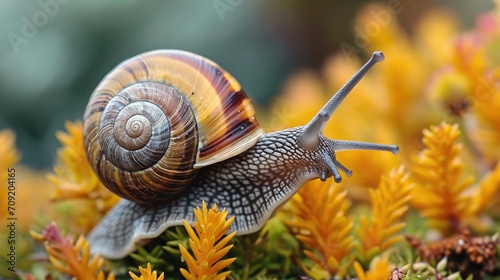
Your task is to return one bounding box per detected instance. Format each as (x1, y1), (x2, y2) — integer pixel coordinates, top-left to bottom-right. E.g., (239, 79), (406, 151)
(297, 51), (398, 183)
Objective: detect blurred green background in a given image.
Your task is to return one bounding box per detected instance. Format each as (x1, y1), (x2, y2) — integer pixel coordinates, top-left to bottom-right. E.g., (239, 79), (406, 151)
(0, 0), (493, 168)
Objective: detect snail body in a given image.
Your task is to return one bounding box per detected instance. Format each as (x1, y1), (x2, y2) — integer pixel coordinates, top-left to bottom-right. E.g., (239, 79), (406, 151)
(85, 50), (398, 259)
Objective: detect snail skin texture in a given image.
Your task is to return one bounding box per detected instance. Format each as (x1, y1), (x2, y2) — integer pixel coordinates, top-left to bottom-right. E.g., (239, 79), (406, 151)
(84, 50), (398, 259)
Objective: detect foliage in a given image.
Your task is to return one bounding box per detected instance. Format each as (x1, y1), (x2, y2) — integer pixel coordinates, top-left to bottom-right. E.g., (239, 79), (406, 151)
(287, 179), (353, 278)
(410, 122), (473, 234)
(354, 166), (413, 266)
(30, 222), (115, 280)
(228, 216), (301, 279)
(130, 263), (165, 280)
(0, 129), (21, 220)
(353, 257), (391, 280)
(179, 201), (236, 280)
(407, 231), (499, 279)
(48, 120), (120, 217)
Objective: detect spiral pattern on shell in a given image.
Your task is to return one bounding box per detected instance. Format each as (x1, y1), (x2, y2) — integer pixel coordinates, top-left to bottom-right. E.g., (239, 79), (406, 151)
(96, 82), (199, 202)
(83, 50), (264, 204)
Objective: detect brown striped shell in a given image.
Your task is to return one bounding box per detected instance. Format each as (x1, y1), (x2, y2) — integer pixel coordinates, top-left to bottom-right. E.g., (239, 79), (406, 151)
(83, 50), (264, 204)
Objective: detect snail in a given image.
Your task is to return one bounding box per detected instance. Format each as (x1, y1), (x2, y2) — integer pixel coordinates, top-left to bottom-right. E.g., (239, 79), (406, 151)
(84, 49), (398, 259)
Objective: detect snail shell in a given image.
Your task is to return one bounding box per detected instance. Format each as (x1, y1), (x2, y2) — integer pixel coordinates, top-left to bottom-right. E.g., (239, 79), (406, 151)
(83, 50), (264, 203)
